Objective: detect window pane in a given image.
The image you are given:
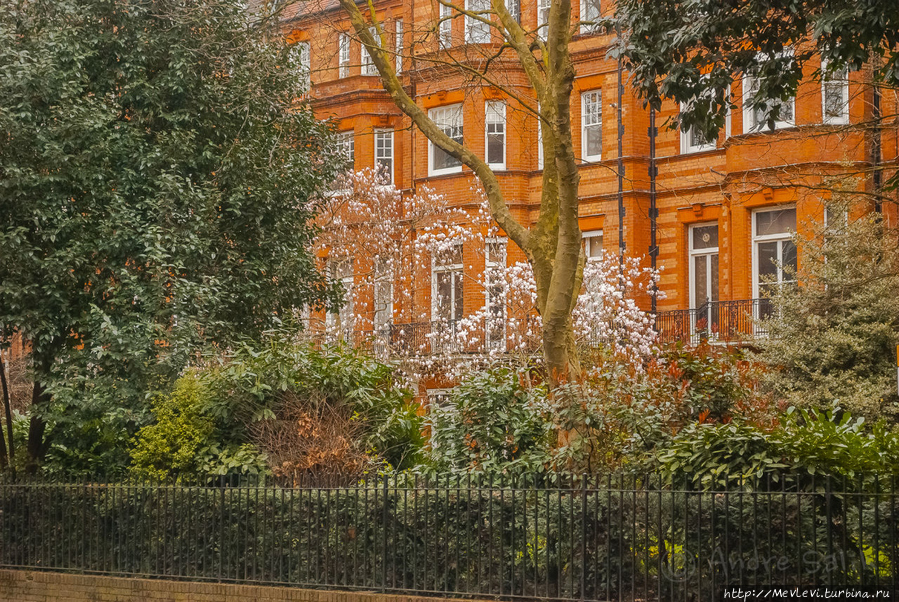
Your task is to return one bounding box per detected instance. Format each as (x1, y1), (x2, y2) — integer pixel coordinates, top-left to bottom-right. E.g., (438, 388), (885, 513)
(336, 131), (354, 172)
(487, 240), (506, 266)
(583, 91), (602, 158)
(375, 131), (392, 181)
(506, 0), (520, 23)
(693, 255), (708, 305)
(431, 105), (463, 172)
(487, 133), (504, 164)
(435, 272), (452, 320)
(691, 225), (718, 250)
(439, 3), (453, 46)
(362, 27), (379, 75)
(395, 20), (403, 73)
(689, 125), (712, 149)
(538, 0), (551, 37)
(755, 208), (796, 236)
(581, 0), (601, 32)
(823, 67), (847, 121)
(585, 126), (602, 158)
(782, 239), (797, 278)
(757, 241), (778, 279)
(466, 0), (490, 43)
(584, 234), (603, 259)
(453, 272), (464, 320)
(339, 34), (350, 77)
(486, 102), (505, 166)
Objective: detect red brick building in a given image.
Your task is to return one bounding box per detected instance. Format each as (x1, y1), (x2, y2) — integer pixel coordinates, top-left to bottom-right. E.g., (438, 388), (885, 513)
(276, 0), (898, 364)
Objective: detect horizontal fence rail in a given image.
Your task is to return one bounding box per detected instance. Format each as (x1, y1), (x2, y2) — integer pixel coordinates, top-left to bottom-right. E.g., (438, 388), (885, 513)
(0, 474), (896, 601)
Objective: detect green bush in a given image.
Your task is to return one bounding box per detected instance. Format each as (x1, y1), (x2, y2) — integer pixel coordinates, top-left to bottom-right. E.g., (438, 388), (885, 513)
(427, 368), (553, 475)
(200, 335), (423, 472)
(755, 204), (899, 421)
(656, 407), (899, 486)
(126, 334), (424, 478)
(129, 374), (266, 478)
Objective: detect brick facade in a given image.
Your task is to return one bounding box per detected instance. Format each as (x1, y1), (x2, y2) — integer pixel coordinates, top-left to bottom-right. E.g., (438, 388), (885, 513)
(278, 1), (898, 379)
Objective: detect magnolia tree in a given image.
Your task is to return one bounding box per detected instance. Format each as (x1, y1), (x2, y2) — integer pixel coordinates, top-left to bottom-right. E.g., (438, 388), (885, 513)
(313, 170), (662, 383)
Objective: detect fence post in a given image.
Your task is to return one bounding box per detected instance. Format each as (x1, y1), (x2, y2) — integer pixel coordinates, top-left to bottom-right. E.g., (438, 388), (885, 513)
(580, 475), (587, 602)
(382, 476), (389, 592)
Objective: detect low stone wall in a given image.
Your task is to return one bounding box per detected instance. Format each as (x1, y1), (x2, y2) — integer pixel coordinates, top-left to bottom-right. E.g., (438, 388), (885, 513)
(0, 570), (483, 602)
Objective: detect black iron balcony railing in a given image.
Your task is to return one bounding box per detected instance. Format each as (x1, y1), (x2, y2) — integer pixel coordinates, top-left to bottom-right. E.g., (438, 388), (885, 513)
(343, 318), (522, 358)
(305, 299), (772, 359)
(654, 298), (773, 346)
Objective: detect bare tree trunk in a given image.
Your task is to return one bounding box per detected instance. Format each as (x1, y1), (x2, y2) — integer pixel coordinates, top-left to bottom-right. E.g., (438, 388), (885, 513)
(25, 380), (49, 474)
(0, 348), (10, 469)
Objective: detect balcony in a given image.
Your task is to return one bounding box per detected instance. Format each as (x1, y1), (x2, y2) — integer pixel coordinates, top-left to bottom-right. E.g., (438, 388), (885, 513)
(314, 317), (537, 359)
(654, 298), (773, 346)
(306, 299), (771, 360)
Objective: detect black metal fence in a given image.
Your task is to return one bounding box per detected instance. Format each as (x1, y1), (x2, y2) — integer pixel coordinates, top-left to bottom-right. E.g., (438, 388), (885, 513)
(1, 473), (896, 601)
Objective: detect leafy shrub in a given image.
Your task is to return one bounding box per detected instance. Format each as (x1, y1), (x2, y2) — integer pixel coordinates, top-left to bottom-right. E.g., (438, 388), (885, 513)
(656, 406), (899, 485)
(551, 344), (776, 472)
(425, 346), (774, 476)
(427, 368), (553, 475)
(198, 333), (424, 474)
(129, 374), (266, 478)
(755, 205), (899, 421)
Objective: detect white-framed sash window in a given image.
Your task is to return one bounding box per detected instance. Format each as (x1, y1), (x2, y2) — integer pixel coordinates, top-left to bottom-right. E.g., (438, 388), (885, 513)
(752, 206), (797, 300)
(742, 49), (796, 132)
(485, 238), (507, 351)
(580, 0), (601, 34)
(336, 130), (355, 173)
(485, 101), (506, 170)
(466, 0), (490, 44)
(374, 129), (394, 184)
(582, 230), (604, 260)
(338, 34), (350, 78)
(429, 104), (464, 175)
(537, 0), (551, 40)
(361, 26), (379, 76)
(395, 19), (404, 74)
(432, 242), (464, 324)
(439, 3), (453, 47)
(581, 90), (602, 161)
(822, 60), (849, 125)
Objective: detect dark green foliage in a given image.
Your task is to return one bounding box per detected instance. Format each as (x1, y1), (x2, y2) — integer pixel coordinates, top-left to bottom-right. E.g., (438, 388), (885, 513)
(427, 368), (554, 475)
(615, 0), (899, 148)
(198, 333), (424, 473)
(0, 0), (344, 467)
(128, 374), (268, 479)
(657, 408), (899, 485)
(125, 333), (424, 478)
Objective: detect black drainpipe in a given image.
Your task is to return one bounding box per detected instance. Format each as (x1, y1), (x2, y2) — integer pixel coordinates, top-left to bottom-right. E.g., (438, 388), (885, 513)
(648, 107), (658, 313)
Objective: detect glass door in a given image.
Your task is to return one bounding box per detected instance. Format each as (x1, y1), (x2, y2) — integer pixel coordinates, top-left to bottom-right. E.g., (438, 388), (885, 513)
(689, 224), (719, 337)
(753, 207), (797, 322)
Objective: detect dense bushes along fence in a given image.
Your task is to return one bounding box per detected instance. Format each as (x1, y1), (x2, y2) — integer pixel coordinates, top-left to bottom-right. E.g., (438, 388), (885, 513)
(0, 474), (897, 601)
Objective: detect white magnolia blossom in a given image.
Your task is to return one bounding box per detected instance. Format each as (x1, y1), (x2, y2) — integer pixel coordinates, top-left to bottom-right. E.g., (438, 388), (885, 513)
(313, 170), (663, 382)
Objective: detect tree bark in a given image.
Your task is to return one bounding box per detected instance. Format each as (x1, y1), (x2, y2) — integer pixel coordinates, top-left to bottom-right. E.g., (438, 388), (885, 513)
(0, 348), (10, 469)
(25, 380), (50, 474)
